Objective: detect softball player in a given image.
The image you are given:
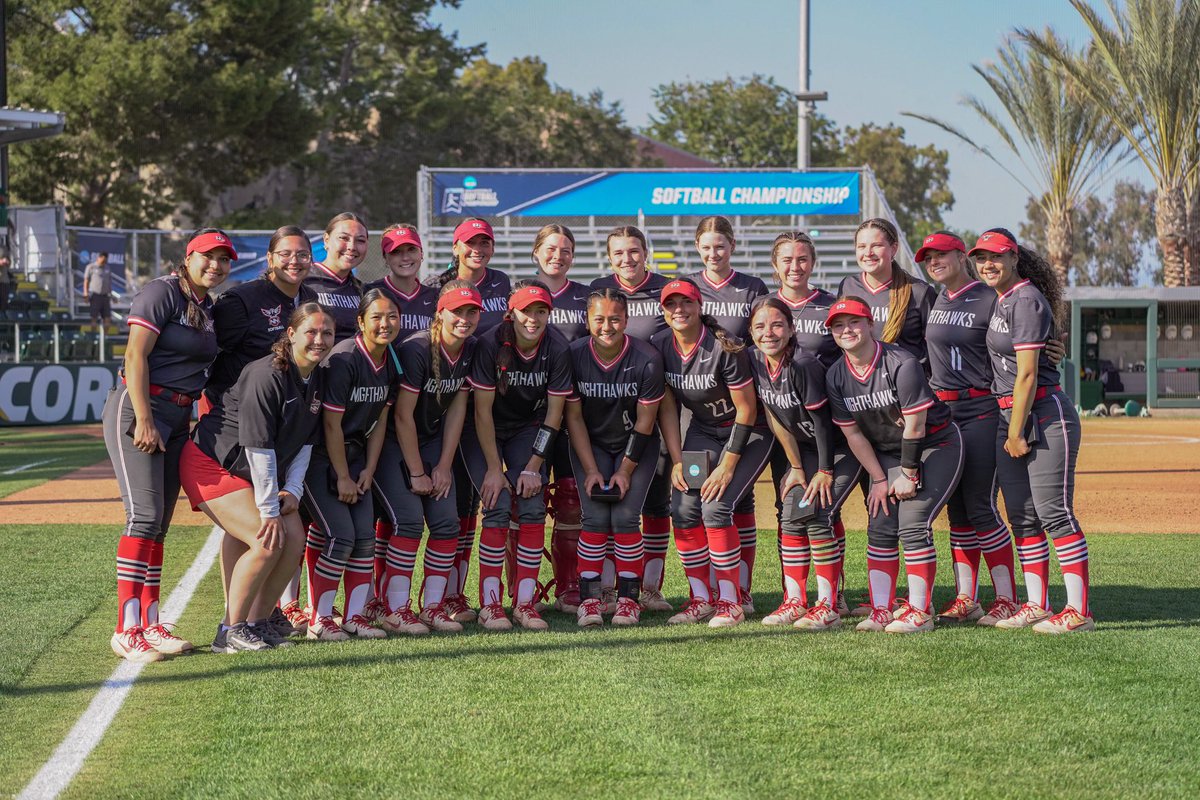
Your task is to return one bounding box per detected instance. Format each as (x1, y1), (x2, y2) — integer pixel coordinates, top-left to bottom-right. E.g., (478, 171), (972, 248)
(305, 212), (367, 342)
(104, 228), (234, 662)
(360, 224), (438, 621)
(917, 231), (1018, 625)
(373, 281), (480, 634)
(428, 219), (510, 618)
(465, 282), (572, 630)
(183, 303), (333, 651)
(973, 228), (1092, 633)
(748, 296), (862, 631)
(565, 288), (666, 627)
(590, 226), (673, 609)
(690, 216), (769, 605)
(824, 297), (964, 634)
(532, 224), (590, 612)
(653, 279), (773, 628)
(301, 290), (398, 641)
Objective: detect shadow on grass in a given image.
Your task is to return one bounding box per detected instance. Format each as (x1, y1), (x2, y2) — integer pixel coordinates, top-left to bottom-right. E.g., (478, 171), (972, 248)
(6, 584), (1198, 699)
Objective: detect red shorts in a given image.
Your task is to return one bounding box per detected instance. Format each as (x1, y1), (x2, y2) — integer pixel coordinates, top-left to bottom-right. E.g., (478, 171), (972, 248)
(179, 440), (252, 510)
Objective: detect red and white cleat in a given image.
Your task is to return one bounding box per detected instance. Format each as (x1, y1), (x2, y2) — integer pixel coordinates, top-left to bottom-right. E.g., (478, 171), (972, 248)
(638, 588), (673, 612)
(977, 597), (1020, 627)
(111, 627), (166, 663)
(667, 598), (715, 625)
(513, 603), (550, 631)
(708, 598), (745, 628)
(341, 614), (386, 639)
(280, 600), (309, 634)
(994, 602), (1051, 630)
(442, 594), (477, 624)
(477, 602), (513, 631)
(936, 594), (984, 624)
(418, 604), (465, 633)
(610, 597), (642, 626)
(142, 622), (193, 654)
(577, 598), (604, 628)
(379, 605), (430, 636)
(762, 597), (807, 626)
(307, 615), (350, 642)
(361, 597), (388, 623)
(855, 607), (895, 632)
(1032, 606), (1095, 634)
(885, 604), (934, 634)
(793, 600), (843, 632)
(738, 588), (755, 616)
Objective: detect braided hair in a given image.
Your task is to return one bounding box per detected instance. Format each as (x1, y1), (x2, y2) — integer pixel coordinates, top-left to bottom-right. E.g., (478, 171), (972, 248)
(586, 287), (629, 333)
(430, 279), (476, 383)
(271, 302), (327, 372)
(984, 227), (1066, 333)
(495, 278), (551, 395)
(854, 218), (911, 344)
(749, 295), (800, 364)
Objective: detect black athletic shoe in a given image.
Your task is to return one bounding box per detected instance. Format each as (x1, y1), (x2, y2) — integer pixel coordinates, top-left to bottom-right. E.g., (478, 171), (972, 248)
(249, 620), (295, 649)
(211, 624), (236, 655)
(268, 606), (300, 637)
(226, 622), (271, 652)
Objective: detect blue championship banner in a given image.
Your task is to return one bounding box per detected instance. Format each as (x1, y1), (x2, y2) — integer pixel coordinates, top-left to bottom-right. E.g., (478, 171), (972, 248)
(431, 170), (860, 217)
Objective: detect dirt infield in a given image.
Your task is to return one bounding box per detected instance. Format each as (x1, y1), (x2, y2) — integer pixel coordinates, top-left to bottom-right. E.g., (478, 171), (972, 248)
(2, 417), (1196, 534)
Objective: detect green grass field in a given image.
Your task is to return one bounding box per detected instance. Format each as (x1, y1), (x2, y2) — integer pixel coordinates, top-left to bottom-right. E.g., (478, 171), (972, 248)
(1, 431), (1198, 798)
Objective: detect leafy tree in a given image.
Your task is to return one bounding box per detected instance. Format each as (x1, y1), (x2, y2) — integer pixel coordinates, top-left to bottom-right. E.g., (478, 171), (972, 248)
(904, 31), (1127, 283)
(7, 0), (316, 227)
(645, 75), (839, 168)
(1019, 180), (1159, 285)
(1021, 0), (1200, 286)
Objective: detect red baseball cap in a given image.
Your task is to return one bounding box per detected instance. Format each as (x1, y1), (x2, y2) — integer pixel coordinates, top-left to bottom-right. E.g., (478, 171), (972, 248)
(437, 285), (484, 312)
(186, 231), (238, 260)
(453, 219), (495, 244)
(824, 298), (873, 327)
(382, 228), (422, 254)
(968, 231), (1019, 258)
(660, 279), (702, 304)
(914, 232), (965, 263)
(509, 285), (553, 311)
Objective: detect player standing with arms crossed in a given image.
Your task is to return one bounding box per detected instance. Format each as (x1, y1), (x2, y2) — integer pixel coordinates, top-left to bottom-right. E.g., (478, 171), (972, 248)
(654, 279), (773, 627)
(916, 232), (1019, 625)
(824, 297), (963, 634)
(565, 289), (665, 627)
(104, 228), (234, 661)
(972, 228), (1093, 633)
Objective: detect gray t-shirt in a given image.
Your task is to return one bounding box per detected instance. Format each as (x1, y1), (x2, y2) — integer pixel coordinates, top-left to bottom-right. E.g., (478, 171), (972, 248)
(84, 260), (112, 295)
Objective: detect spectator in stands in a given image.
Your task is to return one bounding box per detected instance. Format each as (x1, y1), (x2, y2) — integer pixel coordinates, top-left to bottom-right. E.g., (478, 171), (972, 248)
(84, 252), (114, 325)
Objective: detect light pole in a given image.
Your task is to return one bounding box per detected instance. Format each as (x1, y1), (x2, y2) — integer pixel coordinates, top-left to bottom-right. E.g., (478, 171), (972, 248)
(796, 0), (827, 171)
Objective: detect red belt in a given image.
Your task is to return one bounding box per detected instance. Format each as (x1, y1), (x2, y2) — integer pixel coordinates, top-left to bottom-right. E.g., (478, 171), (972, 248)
(997, 385), (1060, 409)
(927, 420), (949, 436)
(122, 376), (196, 407)
(935, 388), (991, 402)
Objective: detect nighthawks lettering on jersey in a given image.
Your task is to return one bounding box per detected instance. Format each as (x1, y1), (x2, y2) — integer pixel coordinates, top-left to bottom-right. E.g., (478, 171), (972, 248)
(694, 270), (768, 340)
(363, 276), (438, 340)
(575, 380), (641, 399)
(748, 347), (827, 444)
(651, 326), (755, 438)
(470, 328), (573, 435)
(305, 263), (363, 341)
(986, 279), (1060, 394)
(926, 280), (996, 393)
(317, 335), (397, 450)
(589, 272), (670, 342)
(568, 335), (665, 453)
(398, 330), (477, 441)
(928, 309), (979, 328)
(350, 385), (390, 404)
(776, 288), (839, 365)
(547, 280), (591, 342)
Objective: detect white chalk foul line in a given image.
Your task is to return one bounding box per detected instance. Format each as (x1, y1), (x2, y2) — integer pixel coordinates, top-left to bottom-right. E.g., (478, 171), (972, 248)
(3, 458), (60, 475)
(18, 525), (223, 800)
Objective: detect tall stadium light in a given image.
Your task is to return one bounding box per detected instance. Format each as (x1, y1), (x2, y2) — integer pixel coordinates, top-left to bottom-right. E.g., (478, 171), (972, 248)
(796, 0), (827, 170)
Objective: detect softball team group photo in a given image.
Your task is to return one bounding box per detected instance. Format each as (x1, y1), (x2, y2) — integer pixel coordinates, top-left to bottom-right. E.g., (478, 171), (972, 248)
(103, 210), (1092, 662)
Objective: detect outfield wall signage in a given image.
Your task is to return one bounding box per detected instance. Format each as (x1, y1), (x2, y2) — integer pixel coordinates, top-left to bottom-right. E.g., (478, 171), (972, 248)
(430, 170), (860, 217)
(0, 363), (121, 425)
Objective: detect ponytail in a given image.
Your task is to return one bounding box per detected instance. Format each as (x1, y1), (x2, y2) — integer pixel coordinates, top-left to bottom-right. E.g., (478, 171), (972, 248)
(699, 313), (744, 353)
(881, 262), (912, 344)
(271, 302), (327, 372)
(494, 314), (516, 395)
(179, 226), (228, 330)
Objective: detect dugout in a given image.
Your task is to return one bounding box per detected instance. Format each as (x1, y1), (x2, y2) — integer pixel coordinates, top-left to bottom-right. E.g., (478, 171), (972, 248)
(1067, 287), (1200, 409)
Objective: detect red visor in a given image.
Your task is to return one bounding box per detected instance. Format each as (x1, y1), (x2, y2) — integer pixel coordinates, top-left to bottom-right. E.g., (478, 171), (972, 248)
(437, 286), (484, 312)
(186, 232), (238, 260)
(509, 285), (553, 311)
(914, 232), (965, 263)
(659, 280), (702, 304)
(968, 231), (1018, 258)
(824, 299), (873, 327)
(453, 219), (494, 244)
(382, 228), (422, 254)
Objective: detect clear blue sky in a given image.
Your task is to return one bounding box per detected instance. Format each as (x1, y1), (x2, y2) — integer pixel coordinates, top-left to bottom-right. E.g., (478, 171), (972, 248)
(429, 0), (1146, 234)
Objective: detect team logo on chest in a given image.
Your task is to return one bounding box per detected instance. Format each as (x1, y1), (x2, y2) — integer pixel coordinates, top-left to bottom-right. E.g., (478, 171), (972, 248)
(261, 304), (284, 330)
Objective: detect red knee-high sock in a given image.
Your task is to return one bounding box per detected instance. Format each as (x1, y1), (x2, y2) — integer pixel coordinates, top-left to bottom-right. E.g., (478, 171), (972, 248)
(706, 525), (741, 602)
(421, 537), (459, 608)
(116, 536), (153, 632)
(733, 512), (757, 591)
(948, 526), (981, 601)
(779, 533), (811, 603)
(1053, 531), (1090, 616)
(902, 543), (937, 614)
(304, 524), (326, 609)
(373, 520), (394, 599)
(381, 536), (420, 611)
(641, 514), (671, 591)
(309, 550), (346, 622)
(673, 525), (711, 601)
(343, 551), (374, 619)
(810, 537), (842, 607)
(477, 526), (508, 606)
(613, 531), (644, 580)
(977, 526), (1016, 601)
(1014, 533), (1051, 610)
(577, 530), (608, 579)
(514, 523), (546, 603)
(865, 544), (900, 611)
(833, 516), (847, 592)
(453, 515), (477, 597)
(139, 540), (164, 627)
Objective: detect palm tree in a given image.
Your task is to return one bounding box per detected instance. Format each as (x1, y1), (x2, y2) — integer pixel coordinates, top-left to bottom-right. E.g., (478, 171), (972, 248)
(1020, 0), (1200, 287)
(903, 31), (1126, 284)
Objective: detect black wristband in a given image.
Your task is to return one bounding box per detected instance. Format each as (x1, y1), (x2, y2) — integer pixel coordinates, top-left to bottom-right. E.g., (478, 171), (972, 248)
(531, 424), (559, 460)
(726, 422), (753, 455)
(623, 430), (653, 464)
(900, 437), (921, 470)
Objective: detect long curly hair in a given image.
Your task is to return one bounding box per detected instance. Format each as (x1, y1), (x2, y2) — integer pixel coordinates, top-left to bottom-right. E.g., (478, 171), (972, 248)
(984, 227), (1066, 332)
